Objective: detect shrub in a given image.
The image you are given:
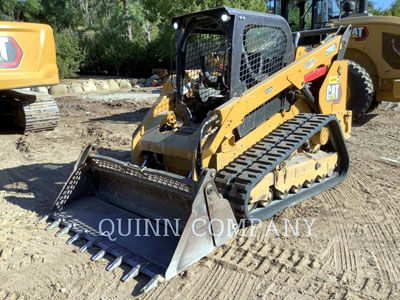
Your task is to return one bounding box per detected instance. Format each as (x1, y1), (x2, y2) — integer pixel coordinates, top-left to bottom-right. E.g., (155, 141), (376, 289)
(54, 29), (85, 78)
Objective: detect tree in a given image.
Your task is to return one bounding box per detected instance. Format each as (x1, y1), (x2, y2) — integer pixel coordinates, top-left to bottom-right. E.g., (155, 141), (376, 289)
(142, 0), (267, 61)
(55, 30), (86, 78)
(0, 0), (41, 21)
(39, 0), (84, 30)
(122, 0), (133, 40)
(386, 0), (400, 16)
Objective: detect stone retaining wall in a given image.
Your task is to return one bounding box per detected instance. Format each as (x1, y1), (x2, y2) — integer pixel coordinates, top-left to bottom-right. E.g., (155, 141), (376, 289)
(34, 75), (163, 96)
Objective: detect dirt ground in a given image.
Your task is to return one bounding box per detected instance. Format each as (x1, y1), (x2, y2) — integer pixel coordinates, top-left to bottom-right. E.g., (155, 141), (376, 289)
(0, 91), (399, 300)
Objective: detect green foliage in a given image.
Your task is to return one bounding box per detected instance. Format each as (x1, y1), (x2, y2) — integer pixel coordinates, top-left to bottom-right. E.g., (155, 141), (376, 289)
(55, 30), (86, 78)
(142, 0), (266, 61)
(39, 0), (84, 30)
(368, 0), (400, 16)
(385, 0), (400, 16)
(80, 2), (148, 76)
(0, 0), (41, 21)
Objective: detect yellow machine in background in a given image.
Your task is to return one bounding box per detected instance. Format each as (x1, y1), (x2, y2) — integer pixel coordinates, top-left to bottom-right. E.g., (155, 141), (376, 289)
(0, 21), (59, 132)
(339, 15), (400, 104)
(40, 8), (352, 292)
(271, 0), (400, 119)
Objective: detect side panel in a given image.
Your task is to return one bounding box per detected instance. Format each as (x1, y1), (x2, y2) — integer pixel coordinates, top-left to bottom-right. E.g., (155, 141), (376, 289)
(319, 60), (347, 113)
(0, 22), (59, 90)
(319, 60), (352, 138)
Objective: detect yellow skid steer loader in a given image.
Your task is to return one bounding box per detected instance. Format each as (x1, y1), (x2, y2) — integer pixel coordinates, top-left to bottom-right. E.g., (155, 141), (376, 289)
(39, 7), (352, 292)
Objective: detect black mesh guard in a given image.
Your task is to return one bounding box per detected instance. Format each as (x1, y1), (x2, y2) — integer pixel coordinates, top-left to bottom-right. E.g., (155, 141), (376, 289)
(240, 24), (288, 89)
(180, 25), (229, 104)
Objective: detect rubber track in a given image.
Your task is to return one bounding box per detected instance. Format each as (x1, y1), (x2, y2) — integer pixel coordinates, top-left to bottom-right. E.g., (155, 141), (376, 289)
(215, 113), (350, 220)
(215, 113), (312, 192)
(22, 97), (59, 132)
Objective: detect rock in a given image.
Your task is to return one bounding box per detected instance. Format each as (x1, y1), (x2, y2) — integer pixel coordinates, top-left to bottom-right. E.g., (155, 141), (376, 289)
(119, 80), (132, 89)
(149, 74), (160, 81)
(108, 79), (120, 90)
(155, 69), (168, 81)
(131, 79), (138, 85)
(97, 81), (110, 90)
(82, 81), (97, 92)
(68, 84), (83, 94)
(0, 248), (10, 259)
(109, 99), (122, 106)
(378, 101), (400, 111)
(133, 84), (141, 88)
(34, 86), (49, 94)
(138, 78), (146, 84)
(145, 79), (159, 87)
(49, 84), (68, 95)
(59, 288), (66, 293)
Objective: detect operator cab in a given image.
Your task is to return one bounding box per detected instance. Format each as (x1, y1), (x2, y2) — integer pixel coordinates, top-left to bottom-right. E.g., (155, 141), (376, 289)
(267, 0), (370, 31)
(172, 7), (294, 123)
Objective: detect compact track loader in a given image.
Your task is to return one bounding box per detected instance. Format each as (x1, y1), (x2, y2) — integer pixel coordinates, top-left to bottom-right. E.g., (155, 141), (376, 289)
(39, 7), (352, 292)
(0, 22), (59, 132)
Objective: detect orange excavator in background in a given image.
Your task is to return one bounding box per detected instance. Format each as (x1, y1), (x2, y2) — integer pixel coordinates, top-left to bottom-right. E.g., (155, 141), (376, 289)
(0, 21), (59, 132)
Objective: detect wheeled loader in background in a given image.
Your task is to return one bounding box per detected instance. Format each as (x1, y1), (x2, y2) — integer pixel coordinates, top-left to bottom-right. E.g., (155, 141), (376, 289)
(0, 21), (59, 132)
(39, 7), (352, 292)
(269, 0), (400, 119)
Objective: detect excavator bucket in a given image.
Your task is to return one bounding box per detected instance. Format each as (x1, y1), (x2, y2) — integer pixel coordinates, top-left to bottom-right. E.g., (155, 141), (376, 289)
(39, 145), (237, 292)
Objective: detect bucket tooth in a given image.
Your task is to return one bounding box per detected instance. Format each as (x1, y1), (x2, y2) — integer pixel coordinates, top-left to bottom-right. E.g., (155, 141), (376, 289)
(66, 233), (80, 245)
(121, 265), (140, 282)
(141, 274), (162, 293)
(106, 256), (123, 271)
(55, 225), (72, 238)
(79, 240), (93, 252)
(91, 249), (106, 261)
(45, 219), (61, 231)
(37, 215), (49, 224)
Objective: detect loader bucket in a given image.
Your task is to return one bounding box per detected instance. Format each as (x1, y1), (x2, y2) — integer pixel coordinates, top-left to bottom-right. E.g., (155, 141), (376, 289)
(40, 145), (237, 292)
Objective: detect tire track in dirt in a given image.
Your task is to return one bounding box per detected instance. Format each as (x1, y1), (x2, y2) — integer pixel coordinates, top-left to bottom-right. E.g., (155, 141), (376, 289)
(318, 163), (399, 297)
(318, 187), (357, 275)
(350, 164), (400, 283)
(351, 163), (400, 232)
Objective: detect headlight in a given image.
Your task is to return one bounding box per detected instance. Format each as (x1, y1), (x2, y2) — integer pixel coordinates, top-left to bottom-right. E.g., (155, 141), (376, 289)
(221, 14), (230, 22)
(173, 22), (179, 30)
